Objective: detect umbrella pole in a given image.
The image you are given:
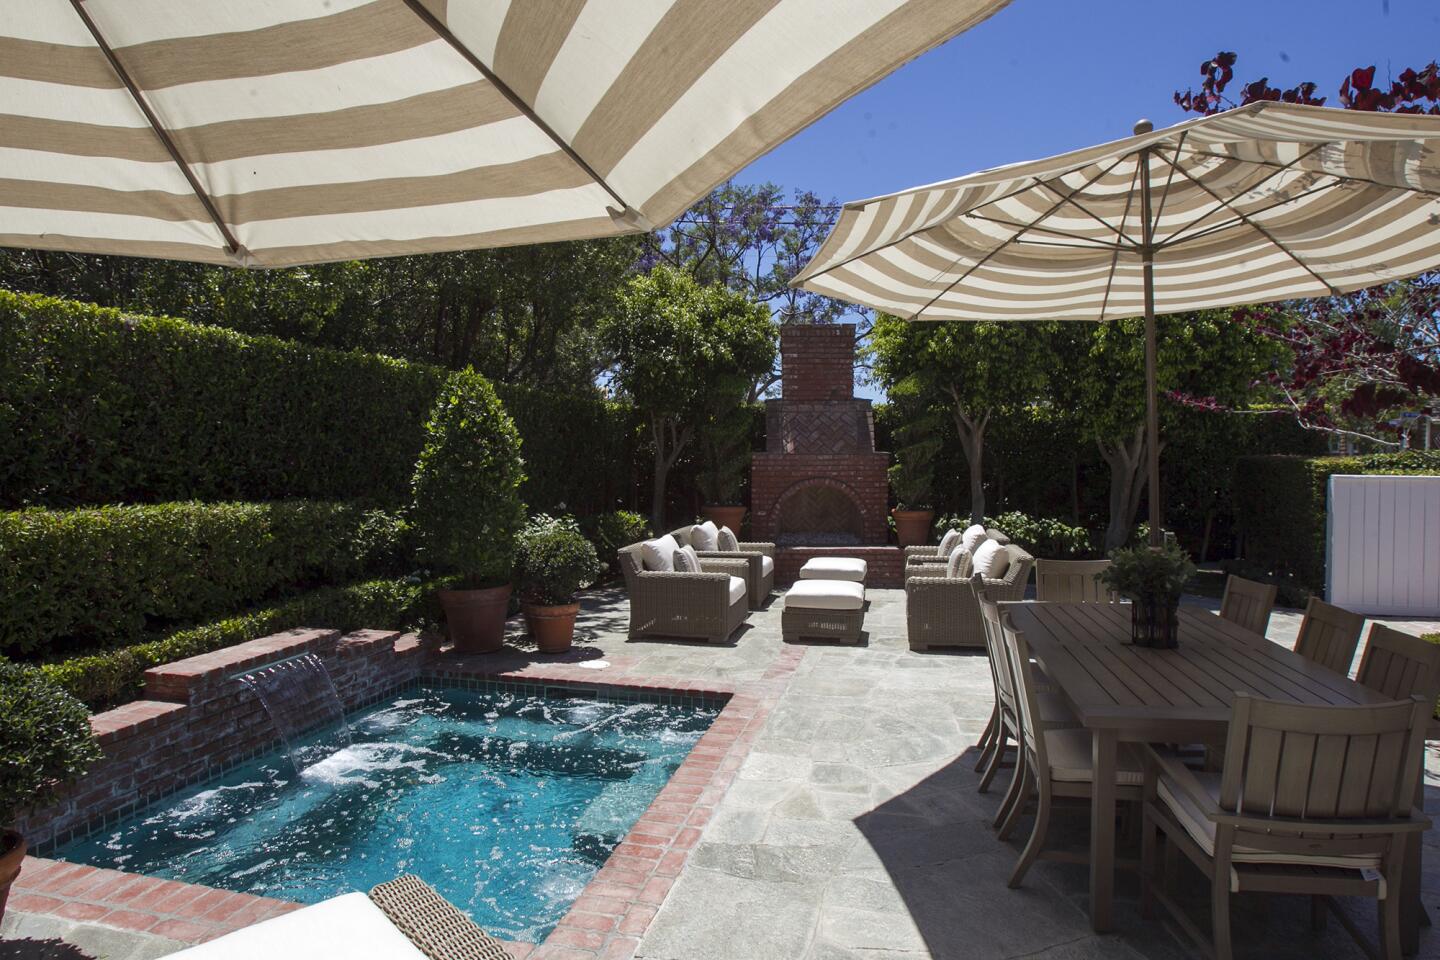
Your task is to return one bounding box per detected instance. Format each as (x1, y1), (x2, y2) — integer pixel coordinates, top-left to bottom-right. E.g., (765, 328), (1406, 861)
(1137, 137), (1162, 549)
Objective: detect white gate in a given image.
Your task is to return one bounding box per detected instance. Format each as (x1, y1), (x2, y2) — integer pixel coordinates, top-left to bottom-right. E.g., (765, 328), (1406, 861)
(1327, 474), (1440, 616)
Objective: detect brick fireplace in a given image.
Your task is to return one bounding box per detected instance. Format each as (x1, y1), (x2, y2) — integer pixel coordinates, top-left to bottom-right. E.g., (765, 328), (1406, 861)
(751, 325), (901, 586)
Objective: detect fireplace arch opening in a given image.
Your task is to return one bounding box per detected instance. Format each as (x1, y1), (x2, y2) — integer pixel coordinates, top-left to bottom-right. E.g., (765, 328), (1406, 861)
(773, 478), (866, 547)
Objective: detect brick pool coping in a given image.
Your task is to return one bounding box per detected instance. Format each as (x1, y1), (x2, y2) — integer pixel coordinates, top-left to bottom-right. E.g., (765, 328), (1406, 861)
(12, 643), (808, 960)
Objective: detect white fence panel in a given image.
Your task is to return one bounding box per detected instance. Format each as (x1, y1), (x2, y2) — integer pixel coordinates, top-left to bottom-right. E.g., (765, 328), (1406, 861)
(1327, 474), (1440, 616)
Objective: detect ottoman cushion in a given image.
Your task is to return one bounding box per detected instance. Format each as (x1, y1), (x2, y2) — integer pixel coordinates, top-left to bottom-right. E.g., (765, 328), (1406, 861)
(798, 557), (867, 582)
(785, 579), (865, 611)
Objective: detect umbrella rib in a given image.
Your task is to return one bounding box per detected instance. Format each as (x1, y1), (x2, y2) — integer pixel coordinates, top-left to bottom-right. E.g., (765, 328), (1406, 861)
(1097, 161), (1142, 323)
(1152, 151), (1342, 296)
(1151, 143), (1326, 249)
(907, 155), (1132, 320)
(67, 0), (240, 256)
(1182, 148), (1440, 201)
(962, 213), (1128, 248)
(399, 0), (636, 219)
(1031, 178), (1139, 248)
(1149, 131), (1188, 228)
(1161, 177), (1343, 249)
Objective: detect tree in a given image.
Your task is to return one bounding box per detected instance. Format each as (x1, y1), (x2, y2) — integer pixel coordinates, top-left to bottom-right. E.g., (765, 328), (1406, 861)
(601, 267), (776, 531)
(871, 314), (1058, 524)
(1172, 53), (1440, 444)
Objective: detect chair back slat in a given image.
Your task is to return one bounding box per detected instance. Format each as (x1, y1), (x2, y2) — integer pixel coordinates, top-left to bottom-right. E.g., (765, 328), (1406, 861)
(971, 575), (1017, 720)
(1219, 694), (1428, 824)
(1218, 575), (1277, 637)
(997, 610), (1046, 760)
(1293, 597), (1366, 676)
(1034, 559), (1112, 603)
(1357, 623), (1440, 708)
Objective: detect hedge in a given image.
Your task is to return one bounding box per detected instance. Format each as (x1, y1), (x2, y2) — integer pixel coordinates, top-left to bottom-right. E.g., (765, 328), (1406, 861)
(1, 501), (406, 657)
(0, 291), (636, 514)
(1233, 453), (1440, 595)
(38, 575), (458, 710)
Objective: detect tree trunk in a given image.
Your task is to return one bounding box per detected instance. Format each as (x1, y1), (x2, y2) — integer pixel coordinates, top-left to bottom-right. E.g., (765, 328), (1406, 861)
(950, 394), (991, 526)
(649, 417), (693, 534)
(1099, 425), (1148, 552)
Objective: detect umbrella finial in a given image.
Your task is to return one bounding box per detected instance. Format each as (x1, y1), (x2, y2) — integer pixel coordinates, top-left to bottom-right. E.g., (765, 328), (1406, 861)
(1133, 118), (1153, 136)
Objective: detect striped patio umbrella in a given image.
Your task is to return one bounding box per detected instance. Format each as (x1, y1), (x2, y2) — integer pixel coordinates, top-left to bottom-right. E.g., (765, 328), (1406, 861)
(792, 102), (1440, 544)
(0, 0), (1010, 268)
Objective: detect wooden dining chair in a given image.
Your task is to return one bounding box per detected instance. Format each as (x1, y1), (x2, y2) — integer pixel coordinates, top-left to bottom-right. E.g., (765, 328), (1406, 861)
(1217, 575), (1277, 637)
(1357, 623), (1440, 706)
(1293, 596), (1367, 676)
(992, 606), (1142, 888)
(1034, 558), (1113, 603)
(1141, 694), (1431, 960)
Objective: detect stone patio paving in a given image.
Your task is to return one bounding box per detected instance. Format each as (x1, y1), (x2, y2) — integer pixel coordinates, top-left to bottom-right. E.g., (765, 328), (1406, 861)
(5, 586), (1439, 960)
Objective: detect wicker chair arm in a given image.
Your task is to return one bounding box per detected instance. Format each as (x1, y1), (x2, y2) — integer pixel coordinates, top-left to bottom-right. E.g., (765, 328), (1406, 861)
(735, 541), (775, 558)
(904, 545), (942, 561)
(635, 569), (731, 603)
(905, 575), (961, 595)
(697, 557), (750, 579)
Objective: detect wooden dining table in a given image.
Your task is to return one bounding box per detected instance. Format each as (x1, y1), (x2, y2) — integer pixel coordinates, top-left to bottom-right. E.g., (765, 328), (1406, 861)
(1000, 601), (1398, 936)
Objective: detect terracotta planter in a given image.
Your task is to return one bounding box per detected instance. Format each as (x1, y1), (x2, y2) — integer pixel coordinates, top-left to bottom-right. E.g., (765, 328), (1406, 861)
(437, 584), (512, 653)
(0, 829), (25, 926)
(701, 505), (746, 535)
(522, 602), (581, 654)
(892, 508), (934, 548)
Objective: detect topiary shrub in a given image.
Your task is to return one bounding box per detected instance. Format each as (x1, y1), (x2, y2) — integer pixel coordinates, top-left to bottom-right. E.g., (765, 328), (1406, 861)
(1, 662), (102, 830)
(515, 515), (602, 605)
(582, 510), (651, 571)
(411, 370), (527, 587)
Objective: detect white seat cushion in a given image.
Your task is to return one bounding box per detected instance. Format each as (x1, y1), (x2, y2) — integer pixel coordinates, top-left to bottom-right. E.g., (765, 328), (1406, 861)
(799, 557), (867, 582)
(961, 523), (987, 554)
(728, 575), (747, 605)
(640, 534), (681, 572)
(1045, 728), (1143, 785)
(784, 579), (865, 611)
(971, 539), (1008, 579)
(1156, 769), (1384, 892)
(937, 527), (961, 558)
(165, 893), (426, 960)
(760, 555), (774, 577)
(690, 520), (720, 550)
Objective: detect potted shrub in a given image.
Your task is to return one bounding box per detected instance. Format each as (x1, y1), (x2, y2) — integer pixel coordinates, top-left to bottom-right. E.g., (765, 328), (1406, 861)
(888, 407), (942, 548)
(411, 370), (527, 654)
(1097, 542), (1197, 648)
(1, 663), (102, 924)
(515, 514), (603, 653)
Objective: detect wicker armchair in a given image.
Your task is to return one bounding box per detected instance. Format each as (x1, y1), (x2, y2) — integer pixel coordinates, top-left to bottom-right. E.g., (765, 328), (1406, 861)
(617, 543), (750, 644)
(669, 526), (776, 609)
(906, 543), (1034, 650)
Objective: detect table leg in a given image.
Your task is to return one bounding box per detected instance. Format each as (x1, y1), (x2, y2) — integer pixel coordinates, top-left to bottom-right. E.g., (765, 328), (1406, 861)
(1090, 729), (1117, 933)
(1402, 831), (1421, 954)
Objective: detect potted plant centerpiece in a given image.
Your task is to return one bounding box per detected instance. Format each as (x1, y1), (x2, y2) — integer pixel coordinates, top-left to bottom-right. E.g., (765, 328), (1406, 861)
(1, 663), (102, 925)
(1097, 541), (1196, 648)
(411, 370), (527, 654)
(887, 402), (942, 548)
(515, 514), (603, 654)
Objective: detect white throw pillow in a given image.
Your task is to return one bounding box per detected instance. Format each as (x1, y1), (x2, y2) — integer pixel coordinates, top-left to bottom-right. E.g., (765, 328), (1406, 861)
(946, 546), (969, 579)
(936, 528), (961, 558)
(640, 534), (681, 572)
(961, 523), (987, 554)
(673, 544), (702, 573)
(690, 521), (720, 551)
(717, 526), (740, 551)
(971, 539), (1008, 580)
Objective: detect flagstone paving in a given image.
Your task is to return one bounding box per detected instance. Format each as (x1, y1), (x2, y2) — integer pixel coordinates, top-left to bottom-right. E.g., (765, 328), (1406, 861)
(5, 586), (1438, 960)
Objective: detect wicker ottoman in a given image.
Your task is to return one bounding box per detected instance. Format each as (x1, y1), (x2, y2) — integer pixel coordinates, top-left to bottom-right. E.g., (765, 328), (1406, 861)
(783, 579), (866, 644)
(798, 556), (868, 583)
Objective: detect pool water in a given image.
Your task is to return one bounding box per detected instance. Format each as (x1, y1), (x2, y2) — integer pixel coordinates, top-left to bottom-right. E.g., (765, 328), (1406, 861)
(54, 687), (719, 942)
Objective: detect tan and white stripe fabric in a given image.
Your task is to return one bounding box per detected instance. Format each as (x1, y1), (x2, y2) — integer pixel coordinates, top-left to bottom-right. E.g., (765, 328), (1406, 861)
(0, 0), (1010, 268)
(793, 103), (1440, 320)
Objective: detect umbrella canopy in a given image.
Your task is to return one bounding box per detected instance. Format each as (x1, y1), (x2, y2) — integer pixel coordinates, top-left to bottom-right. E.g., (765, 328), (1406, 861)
(0, 0), (1010, 269)
(792, 102), (1440, 543)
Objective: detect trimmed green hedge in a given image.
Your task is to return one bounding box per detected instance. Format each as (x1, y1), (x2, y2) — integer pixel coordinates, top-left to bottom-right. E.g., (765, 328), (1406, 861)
(1, 501), (405, 657)
(497, 383), (636, 516)
(39, 575), (458, 710)
(1234, 454), (1440, 595)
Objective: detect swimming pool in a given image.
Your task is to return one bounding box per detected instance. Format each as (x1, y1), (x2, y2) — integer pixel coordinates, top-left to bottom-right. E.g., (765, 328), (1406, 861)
(53, 686), (720, 942)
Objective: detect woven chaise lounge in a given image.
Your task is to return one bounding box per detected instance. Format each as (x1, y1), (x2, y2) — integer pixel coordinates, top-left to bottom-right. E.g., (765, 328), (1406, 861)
(618, 541), (750, 644)
(168, 875), (512, 960)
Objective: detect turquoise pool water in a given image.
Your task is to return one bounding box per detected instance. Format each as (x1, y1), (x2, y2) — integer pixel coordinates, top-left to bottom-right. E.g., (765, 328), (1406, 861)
(54, 687), (719, 942)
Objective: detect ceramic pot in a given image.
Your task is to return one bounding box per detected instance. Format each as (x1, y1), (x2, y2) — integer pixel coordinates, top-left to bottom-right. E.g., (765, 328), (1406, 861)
(523, 602), (581, 654)
(701, 505), (746, 536)
(891, 508), (934, 548)
(0, 829), (25, 927)
(437, 584), (512, 653)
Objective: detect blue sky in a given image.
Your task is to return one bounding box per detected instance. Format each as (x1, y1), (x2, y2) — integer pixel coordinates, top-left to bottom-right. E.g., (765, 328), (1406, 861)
(736, 0), (1439, 204)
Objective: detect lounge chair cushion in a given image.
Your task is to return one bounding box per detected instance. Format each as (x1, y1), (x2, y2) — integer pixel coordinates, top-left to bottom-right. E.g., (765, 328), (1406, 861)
(937, 527), (962, 558)
(946, 546), (969, 579)
(690, 520), (720, 550)
(971, 538), (1008, 579)
(673, 544), (702, 573)
(1156, 769), (1384, 892)
(1046, 728), (1143, 785)
(961, 523), (987, 554)
(784, 579), (865, 611)
(717, 526), (740, 551)
(760, 555), (774, 577)
(799, 557), (867, 582)
(164, 893), (427, 960)
(641, 534), (681, 572)
(728, 575), (748, 605)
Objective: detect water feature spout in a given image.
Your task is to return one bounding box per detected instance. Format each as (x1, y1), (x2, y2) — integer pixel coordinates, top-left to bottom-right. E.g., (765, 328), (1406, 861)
(238, 653), (352, 772)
